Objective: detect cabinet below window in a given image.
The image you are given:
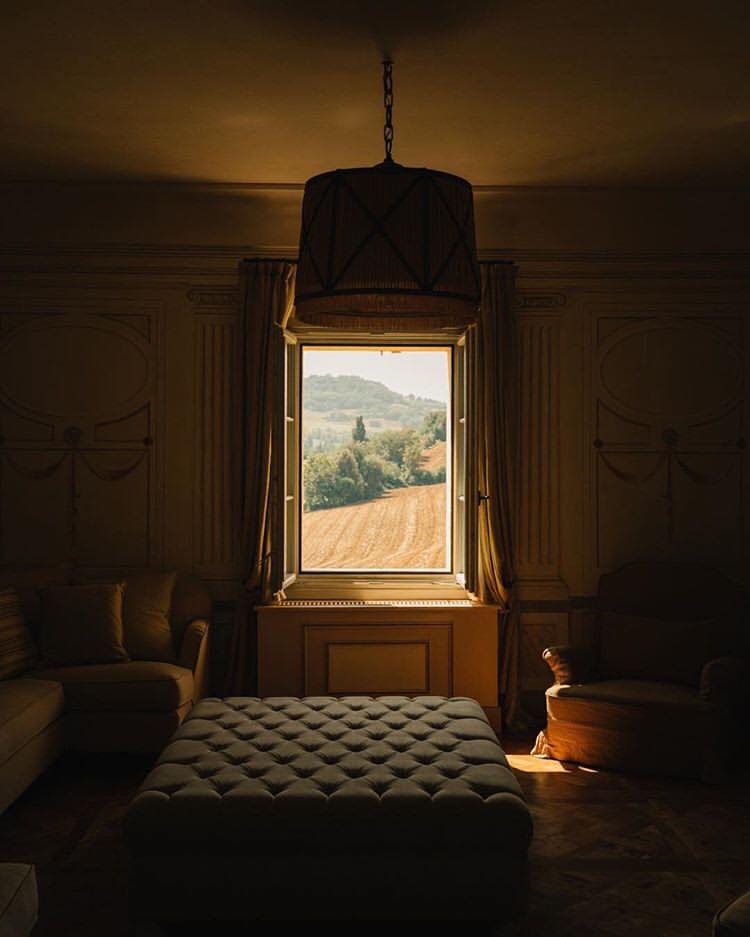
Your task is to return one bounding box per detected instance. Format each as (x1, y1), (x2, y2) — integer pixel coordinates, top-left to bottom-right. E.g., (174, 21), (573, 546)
(256, 603), (500, 731)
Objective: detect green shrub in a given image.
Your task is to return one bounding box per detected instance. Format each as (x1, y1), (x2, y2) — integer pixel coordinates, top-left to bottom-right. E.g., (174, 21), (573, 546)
(304, 427), (443, 511)
(410, 466), (446, 486)
(303, 452), (341, 510)
(371, 428), (419, 468)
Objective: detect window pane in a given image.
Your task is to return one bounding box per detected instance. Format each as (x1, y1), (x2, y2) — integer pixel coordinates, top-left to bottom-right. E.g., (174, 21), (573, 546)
(301, 346), (451, 572)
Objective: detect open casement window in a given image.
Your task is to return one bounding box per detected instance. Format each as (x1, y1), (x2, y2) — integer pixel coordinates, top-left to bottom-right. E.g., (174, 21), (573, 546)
(274, 328), (477, 601)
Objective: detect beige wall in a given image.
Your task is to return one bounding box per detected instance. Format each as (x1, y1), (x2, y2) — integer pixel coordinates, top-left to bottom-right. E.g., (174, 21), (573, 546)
(1, 182), (748, 692)
(3, 183), (748, 252)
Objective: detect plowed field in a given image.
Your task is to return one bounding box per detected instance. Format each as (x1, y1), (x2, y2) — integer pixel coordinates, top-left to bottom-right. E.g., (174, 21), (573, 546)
(301, 483), (447, 570)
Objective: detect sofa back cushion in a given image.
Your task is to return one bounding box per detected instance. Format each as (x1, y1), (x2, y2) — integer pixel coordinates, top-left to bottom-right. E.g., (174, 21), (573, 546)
(122, 571), (177, 662)
(599, 612), (736, 687)
(0, 565), (73, 639)
(0, 587), (36, 679)
(39, 583), (129, 666)
(71, 568), (211, 654)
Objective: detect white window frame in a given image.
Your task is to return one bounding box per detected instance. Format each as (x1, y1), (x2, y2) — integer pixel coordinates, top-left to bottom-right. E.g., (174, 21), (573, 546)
(274, 326), (477, 601)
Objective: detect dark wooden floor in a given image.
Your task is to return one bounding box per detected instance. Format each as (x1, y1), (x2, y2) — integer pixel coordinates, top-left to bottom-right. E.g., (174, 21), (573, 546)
(0, 744), (748, 936)
(505, 741), (750, 936)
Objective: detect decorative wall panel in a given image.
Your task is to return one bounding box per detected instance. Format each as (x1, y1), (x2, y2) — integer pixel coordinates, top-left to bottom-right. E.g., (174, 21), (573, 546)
(193, 313), (239, 581)
(0, 303), (162, 569)
(587, 309), (746, 578)
(520, 612), (569, 691)
(75, 450), (152, 565)
(0, 450), (70, 562)
(517, 307), (564, 595)
(0, 321), (149, 418)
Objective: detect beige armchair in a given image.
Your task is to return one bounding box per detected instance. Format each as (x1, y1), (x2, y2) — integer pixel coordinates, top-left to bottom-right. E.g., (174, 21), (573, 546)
(533, 562), (747, 781)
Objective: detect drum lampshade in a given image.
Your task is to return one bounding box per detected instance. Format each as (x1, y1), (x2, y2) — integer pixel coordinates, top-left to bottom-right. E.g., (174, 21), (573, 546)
(294, 160), (480, 330)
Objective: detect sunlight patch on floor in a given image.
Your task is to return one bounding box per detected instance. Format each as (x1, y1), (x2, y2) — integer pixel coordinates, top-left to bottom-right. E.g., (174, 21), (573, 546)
(507, 754), (599, 774)
(507, 754), (570, 773)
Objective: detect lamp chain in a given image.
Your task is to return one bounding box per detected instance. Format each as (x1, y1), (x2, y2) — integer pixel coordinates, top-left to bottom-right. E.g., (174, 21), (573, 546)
(383, 59), (394, 162)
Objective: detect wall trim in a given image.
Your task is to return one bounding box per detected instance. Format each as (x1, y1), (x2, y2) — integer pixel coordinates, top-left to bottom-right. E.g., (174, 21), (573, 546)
(3, 181), (748, 195)
(1, 245), (748, 281)
(2, 243), (749, 264)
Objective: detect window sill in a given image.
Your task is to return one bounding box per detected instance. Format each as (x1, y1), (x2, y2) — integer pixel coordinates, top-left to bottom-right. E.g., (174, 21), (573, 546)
(279, 574), (475, 604)
(269, 597), (479, 609)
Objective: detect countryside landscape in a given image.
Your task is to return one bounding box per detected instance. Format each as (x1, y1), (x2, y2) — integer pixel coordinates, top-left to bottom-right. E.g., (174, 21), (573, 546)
(301, 353), (450, 570)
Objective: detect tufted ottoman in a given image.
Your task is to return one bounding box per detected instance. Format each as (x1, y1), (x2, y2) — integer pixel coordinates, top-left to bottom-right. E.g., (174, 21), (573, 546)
(125, 696), (532, 925)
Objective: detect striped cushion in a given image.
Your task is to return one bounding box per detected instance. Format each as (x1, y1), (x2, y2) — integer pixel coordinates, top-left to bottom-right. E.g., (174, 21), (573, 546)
(0, 587), (36, 679)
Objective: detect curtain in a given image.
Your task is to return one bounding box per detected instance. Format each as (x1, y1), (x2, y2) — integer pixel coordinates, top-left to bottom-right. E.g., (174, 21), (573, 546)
(476, 262), (523, 730)
(227, 259), (296, 695)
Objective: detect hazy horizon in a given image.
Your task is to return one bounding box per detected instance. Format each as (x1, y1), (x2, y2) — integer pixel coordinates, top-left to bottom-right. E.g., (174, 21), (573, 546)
(302, 347), (450, 403)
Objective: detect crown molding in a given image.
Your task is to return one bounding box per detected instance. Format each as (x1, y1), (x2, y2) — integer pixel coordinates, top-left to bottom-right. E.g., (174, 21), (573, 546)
(1, 243), (749, 262)
(0, 243), (748, 281)
(2, 180), (748, 195)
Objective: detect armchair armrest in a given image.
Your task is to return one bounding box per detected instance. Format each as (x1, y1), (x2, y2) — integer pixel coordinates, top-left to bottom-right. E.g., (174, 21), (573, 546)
(542, 645), (596, 685)
(700, 656), (745, 705)
(179, 618), (211, 701)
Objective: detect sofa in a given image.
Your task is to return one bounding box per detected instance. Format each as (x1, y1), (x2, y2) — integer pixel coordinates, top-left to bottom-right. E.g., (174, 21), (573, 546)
(714, 890), (750, 936)
(0, 864), (37, 937)
(532, 562), (748, 781)
(0, 566), (211, 814)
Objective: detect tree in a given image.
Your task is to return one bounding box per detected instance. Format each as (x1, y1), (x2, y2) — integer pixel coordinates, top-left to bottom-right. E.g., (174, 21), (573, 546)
(304, 447), (366, 510)
(350, 442), (403, 498)
(422, 410), (446, 444)
(352, 415), (367, 443)
(401, 434), (425, 484)
(303, 452), (341, 510)
(336, 447), (365, 502)
(372, 428), (419, 468)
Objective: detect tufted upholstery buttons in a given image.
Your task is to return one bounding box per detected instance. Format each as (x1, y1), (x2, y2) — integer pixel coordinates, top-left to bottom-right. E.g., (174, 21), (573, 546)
(126, 696), (532, 853)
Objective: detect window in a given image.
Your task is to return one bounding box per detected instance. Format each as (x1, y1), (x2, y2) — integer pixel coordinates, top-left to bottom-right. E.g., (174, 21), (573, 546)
(277, 330), (475, 599)
(301, 346), (451, 572)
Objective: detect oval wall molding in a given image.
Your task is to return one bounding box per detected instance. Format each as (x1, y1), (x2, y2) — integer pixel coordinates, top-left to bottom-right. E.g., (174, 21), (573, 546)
(0, 320), (151, 420)
(599, 319), (742, 420)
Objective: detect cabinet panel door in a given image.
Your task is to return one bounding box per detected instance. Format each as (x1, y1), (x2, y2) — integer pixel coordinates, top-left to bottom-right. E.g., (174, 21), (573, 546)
(304, 624), (452, 696)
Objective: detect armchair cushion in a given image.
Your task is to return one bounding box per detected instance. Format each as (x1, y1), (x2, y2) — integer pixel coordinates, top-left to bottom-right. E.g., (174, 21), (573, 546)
(599, 612), (735, 687)
(30, 661), (192, 713)
(542, 645), (595, 684)
(548, 679), (710, 710)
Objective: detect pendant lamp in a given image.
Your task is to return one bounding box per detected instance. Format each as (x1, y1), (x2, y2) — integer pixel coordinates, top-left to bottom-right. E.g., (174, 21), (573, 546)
(294, 61), (480, 330)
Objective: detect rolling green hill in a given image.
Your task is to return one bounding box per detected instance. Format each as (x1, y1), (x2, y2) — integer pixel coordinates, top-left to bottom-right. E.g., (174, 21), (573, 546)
(303, 374), (444, 425)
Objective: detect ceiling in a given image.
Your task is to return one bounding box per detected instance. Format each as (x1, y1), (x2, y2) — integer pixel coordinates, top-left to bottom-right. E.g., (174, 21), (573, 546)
(2, 0), (749, 186)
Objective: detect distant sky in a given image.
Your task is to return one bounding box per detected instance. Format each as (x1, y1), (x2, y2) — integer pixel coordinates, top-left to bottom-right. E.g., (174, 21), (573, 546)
(303, 347), (450, 403)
